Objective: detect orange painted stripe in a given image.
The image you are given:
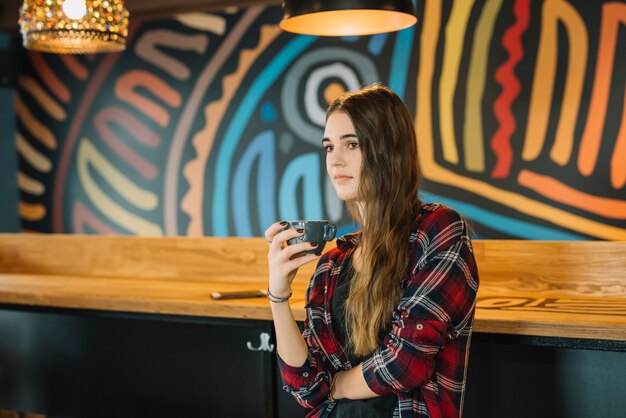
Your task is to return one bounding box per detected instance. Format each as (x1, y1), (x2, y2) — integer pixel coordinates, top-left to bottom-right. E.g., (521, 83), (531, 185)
(19, 201), (46, 222)
(518, 169), (626, 219)
(115, 70), (182, 127)
(578, 3), (626, 176)
(29, 52), (71, 104)
(59, 55), (89, 80)
(14, 95), (58, 149)
(611, 84), (626, 190)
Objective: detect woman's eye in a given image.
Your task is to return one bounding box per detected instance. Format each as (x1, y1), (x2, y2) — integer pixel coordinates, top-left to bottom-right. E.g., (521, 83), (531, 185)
(348, 142), (360, 149)
(324, 145), (333, 152)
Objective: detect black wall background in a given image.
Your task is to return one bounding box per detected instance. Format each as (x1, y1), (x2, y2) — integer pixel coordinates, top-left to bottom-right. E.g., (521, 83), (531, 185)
(0, 32), (19, 233)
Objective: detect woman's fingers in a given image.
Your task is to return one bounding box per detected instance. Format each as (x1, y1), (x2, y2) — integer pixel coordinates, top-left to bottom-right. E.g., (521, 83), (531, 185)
(275, 240), (319, 261)
(264, 221), (288, 245)
(267, 224), (309, 251)
(281, 252), (321, 277)
(266, 221), (321, 290)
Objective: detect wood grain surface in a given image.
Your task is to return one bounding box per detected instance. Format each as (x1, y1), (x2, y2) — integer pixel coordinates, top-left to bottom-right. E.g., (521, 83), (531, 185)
(0, 234), (624, 341)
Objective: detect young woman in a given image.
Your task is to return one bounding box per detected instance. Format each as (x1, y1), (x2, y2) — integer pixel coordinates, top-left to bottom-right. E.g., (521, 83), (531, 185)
(265, 84), (479, 418)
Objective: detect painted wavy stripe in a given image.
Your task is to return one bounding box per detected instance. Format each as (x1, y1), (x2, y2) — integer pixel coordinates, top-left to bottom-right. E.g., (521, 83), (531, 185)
(388, 27), (414, 99)
(420, 191), (583, 240)
(611, 84), (626, 190)
(94, 107), (159, 180)
(523, 0), (587, 166)
(135, 29), (209, 80)
(54, 55), (118, 232)
(278, 153), (323, 222)
(18, 76), (66, 121)
(19, 201), (46, 222)
(464, 0), (504, 173)
(53, 23), (138, 232)
(232, 130), (276, 236)
(15, 95), (57, 149)
(77, 138), (162, 235)
(16, 133), (52, 173)
(171, 7), (267, 236)
(59, 55), (89, 80)
(548, 1), (587, 166)
(439, 0), (475, 164)
(578, 3), (626, 176)
(490, 0), (530, 178)
(211, 34), (317, 236)
(115, 70), (182, 127)
(518, 169), (626, 220)
(29, 53), (70, 103)
(72, 201), (120, 234)
(178, 13), (279, 236)
(18, 171), (45, 195)
(174, 13), (226, 35)
(368, 33), (388, 56)
(416, 0), (626, 240)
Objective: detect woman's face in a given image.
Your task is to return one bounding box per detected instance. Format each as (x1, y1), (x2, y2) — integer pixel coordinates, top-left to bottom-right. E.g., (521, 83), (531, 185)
(323, 111), (363, 202)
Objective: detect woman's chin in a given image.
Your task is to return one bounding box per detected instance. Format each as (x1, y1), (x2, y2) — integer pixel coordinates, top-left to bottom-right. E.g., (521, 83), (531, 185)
(335, 192), (357, 201)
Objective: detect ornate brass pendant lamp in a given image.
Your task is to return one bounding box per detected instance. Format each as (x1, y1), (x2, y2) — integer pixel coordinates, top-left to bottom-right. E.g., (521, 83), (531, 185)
(18, 0), (129, 54)
(279, 0), (417, 36)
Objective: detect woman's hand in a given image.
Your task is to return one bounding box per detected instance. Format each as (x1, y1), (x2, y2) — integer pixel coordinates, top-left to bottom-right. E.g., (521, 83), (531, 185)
(265, 221), (321, 297)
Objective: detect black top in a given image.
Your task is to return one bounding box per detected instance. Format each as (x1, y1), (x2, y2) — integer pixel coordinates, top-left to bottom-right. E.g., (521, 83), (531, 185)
(329, 252), (397, 417)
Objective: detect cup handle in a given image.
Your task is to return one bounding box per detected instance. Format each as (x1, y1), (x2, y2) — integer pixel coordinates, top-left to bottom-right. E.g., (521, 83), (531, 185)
(324, 224), (337, 241)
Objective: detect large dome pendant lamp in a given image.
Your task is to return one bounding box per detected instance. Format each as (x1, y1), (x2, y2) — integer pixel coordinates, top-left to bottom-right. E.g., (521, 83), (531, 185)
(279, 0), (417, 36)
(18, 0), (129, 54)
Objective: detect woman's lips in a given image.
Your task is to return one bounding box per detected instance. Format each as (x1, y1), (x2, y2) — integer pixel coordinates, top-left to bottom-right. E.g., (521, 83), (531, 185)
(334, 175), (352, 184)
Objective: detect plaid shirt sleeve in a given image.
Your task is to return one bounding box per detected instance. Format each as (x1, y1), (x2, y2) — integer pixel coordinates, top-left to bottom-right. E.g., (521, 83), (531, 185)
(277, 345), (333, 409)
(362, 210), (479, 397)
(277, 257), (337, 410)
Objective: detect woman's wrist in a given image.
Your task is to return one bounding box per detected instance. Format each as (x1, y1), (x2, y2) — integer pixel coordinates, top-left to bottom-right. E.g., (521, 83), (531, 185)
(328, 371), (343, 403)
(266, 287), (292, 303)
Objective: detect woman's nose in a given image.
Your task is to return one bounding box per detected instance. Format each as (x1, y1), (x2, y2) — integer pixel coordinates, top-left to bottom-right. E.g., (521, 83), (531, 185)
(328, 148), (346, 166)
(329, 153), (345, 166)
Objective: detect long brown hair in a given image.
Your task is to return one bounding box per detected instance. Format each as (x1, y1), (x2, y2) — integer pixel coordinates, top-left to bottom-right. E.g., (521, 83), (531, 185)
(327, 84), (422, 356)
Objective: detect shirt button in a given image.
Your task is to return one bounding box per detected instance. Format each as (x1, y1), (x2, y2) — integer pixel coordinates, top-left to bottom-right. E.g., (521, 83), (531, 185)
(416, 323), (424, 331)
(302, 372), (309, 378)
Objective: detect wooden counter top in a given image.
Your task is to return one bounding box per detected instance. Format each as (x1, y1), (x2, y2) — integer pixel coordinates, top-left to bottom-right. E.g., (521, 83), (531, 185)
(1, 273), (624, 342)
(1, 234), (625, 342)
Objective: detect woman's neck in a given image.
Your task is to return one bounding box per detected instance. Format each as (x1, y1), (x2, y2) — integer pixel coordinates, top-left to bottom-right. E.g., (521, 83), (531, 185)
(356, 201), (366, 227)
(352, 245), (363, 273)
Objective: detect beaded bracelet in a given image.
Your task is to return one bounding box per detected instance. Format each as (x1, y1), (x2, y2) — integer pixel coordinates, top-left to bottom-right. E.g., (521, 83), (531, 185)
(327, 371), (342, 403)
(266, 288), (292, 303)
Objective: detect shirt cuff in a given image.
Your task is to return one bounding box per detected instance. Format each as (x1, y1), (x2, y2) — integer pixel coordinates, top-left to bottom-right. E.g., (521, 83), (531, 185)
(277, 353), (315, 389)
(361, 355), (389, 396)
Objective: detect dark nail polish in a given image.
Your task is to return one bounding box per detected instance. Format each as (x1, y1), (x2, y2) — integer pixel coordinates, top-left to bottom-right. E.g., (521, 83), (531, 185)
(279, 221), (288, 226)
(310, 242), (318, 247)
(296, 228), (304, 233)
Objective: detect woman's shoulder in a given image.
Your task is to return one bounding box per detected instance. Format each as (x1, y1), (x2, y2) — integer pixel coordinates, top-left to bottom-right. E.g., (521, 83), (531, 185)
(418, 202), (465, 225)
(411, 202), (471, 247)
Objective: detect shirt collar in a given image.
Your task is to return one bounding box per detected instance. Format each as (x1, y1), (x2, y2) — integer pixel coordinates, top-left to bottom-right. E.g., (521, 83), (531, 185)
(335, 204), (435, 250)
(336, 231), (361, 251)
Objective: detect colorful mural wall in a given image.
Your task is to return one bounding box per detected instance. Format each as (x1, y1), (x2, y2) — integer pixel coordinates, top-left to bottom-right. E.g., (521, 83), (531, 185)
(14, 0), (626, 239)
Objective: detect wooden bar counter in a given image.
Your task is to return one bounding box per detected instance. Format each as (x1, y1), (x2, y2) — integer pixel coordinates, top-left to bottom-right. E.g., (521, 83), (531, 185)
(0, 234), (624, 343)
(0, 234), (625, 418)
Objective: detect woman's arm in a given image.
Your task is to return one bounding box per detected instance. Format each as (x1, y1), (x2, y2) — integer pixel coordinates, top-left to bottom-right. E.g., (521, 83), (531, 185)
(269, 298), (308, 366)
(331, 366), (378, 400)
(265, 222), (319, 366)
(361, 240), (478, 397)
(266, 222), (342, 409)
(334, 233), (478, 400)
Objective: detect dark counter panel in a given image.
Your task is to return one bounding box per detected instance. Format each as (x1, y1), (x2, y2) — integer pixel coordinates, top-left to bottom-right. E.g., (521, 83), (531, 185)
(0, 307), (275, 418)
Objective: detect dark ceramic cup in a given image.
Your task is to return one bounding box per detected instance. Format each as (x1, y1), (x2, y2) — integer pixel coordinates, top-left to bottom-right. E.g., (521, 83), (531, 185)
(285, 220), (337, 255)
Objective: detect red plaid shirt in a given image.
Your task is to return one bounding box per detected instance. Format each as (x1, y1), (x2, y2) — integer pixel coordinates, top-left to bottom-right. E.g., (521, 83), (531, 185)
(278, 203), (480, 417)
